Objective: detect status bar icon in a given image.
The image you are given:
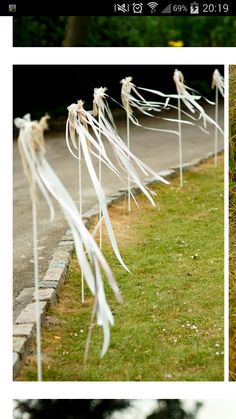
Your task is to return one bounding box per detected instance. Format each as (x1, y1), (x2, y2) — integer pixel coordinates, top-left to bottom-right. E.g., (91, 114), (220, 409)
(190, 2), (199, 14)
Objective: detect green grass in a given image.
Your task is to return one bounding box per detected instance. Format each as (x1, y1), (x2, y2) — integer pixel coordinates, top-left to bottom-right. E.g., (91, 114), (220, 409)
(230, 195), (236, 380)
(17, 157), (224, 381)
(229, 65), (236, 380)
(229, 66), (236, 189)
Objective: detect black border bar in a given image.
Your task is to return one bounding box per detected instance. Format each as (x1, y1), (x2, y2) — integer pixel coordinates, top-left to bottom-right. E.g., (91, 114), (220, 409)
(0, 0), (235, 16)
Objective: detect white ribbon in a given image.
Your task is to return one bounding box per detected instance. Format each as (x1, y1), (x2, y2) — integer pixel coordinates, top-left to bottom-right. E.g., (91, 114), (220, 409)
(120, 74), (222, 136)
(67, 101), (130, 273)
(120, 75), (216, 140)
(212, 69), (224, 98)
(67, 99), (170, 204)
(15, 114), (122, 358)
(173, 69), (223, 134)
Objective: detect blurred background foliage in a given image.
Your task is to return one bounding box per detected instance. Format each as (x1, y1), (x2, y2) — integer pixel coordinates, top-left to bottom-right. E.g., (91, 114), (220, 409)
(13, 16), (236, 47)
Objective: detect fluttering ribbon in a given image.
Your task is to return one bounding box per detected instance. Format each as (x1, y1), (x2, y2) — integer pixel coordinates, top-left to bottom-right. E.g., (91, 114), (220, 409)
(120, 76), (189, 136)
(211, 69), (224, 166)
(124, 72), (222, 135)
(173, 69), (224, 183)
(173, 69), (223, 134)
(92, 87), (170, 200)
(120, 76), (194, 189)
(92, 89), (170, 188)
(66, 99), (169, 253)
(120, 73), (223, 188)
(93, 87), (113, 243)
(212, 69), (224, 98)
(120, 76), (186, 200)
(67, 100), (130, 273)
(93, 87), (116, 129)
(15, 113), (122, 359)
(15, 113), (49, 380)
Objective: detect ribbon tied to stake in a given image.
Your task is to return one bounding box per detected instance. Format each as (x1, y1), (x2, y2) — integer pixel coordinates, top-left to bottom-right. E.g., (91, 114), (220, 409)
(15, 113), (122, 359)
(212, 69), (224, 98)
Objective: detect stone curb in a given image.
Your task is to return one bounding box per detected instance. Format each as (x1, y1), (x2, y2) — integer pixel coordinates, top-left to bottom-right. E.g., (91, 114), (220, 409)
(13, 149), (223, 379)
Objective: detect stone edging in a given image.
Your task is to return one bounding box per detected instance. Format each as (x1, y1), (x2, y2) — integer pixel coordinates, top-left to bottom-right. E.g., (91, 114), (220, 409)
(13, 149), (224, 378)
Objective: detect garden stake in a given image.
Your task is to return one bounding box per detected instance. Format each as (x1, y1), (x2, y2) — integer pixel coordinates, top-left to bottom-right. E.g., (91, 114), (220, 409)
(15, 114), (51, 380)
(173, 69), (224, 185)
(92, 87), (170, 208)
(121, 77), (133, 212)
(98, 106), (102, 248)
(214, 84), (219, 168)
(15, 113), (122, 359)
(32, 171), (42, 381)
(212, 69), (224, 167)
(67, 100), (130, 273)
(178, 96), (183, 188)
(67, 99), (169, 272)
(78, 135), (84, 303)
(126, 109), (131, 212)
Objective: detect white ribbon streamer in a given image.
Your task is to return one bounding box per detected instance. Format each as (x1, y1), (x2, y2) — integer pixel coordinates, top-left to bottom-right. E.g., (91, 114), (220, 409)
(173, 69), (223, 134)
(212, 69), (224, 166)
(121, 76), (182, 136)
(66, 100), (169, 274)
(91, 92), (170, 192)
(15, 114), (122, 359)
(67, 101), (130, 273)
(212, 69), (224, 98)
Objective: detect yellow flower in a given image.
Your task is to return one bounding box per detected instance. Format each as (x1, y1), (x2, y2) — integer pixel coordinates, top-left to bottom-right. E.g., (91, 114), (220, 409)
(168, 40), (184, 47)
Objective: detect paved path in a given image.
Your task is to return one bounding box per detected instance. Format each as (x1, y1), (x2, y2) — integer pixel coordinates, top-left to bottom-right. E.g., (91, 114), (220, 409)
(13, 105), (224, 321)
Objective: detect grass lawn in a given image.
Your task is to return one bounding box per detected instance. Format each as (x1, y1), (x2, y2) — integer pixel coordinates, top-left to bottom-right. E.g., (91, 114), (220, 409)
(229, 194), (236, 380)
(17, 157), (224, 381)
(229, 65), (236, 380)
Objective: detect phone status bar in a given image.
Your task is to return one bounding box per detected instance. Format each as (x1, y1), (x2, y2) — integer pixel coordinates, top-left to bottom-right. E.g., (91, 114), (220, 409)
(0, 0), (234, 16)
(113, 2), (231, 16)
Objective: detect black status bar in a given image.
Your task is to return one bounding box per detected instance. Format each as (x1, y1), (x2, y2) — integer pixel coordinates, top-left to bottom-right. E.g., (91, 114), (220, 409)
(0, 1), (235, 16)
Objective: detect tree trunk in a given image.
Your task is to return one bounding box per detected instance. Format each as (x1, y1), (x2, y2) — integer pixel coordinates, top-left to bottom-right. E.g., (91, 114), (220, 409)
(64, 16), (90, 47)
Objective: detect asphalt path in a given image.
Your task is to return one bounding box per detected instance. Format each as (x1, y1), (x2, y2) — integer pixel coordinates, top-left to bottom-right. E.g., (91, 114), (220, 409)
(13, 104), (224, 321)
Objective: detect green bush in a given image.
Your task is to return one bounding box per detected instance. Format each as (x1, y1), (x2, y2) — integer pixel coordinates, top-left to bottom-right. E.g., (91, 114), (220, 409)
(13, 16), (67, 47)
(13, 16), (236, 47)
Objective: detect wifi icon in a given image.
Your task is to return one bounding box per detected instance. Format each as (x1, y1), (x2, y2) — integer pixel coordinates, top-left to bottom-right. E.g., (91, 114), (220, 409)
(148, 2), (158, 13)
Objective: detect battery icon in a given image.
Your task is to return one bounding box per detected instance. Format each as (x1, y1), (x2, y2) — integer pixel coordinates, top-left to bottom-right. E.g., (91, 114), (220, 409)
(190, 2), (199, 14)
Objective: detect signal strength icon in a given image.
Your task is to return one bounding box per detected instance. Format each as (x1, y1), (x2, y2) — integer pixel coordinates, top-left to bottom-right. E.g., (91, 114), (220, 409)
(148, 2), (158, 13)
(161, 3), (171, 13)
